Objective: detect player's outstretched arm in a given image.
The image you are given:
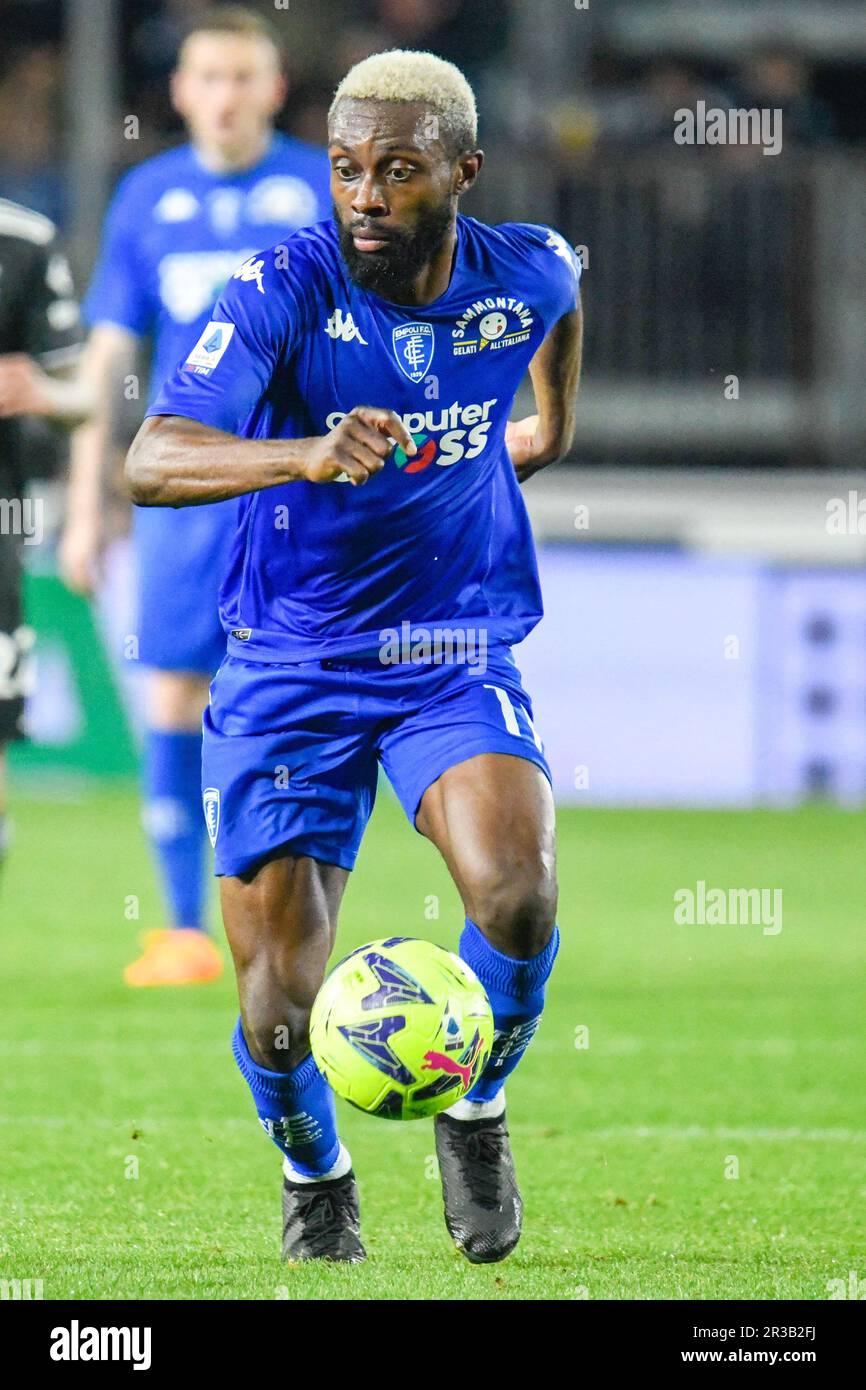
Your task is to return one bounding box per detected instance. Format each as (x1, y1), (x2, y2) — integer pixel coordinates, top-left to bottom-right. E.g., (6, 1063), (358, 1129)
(125, 406), (417, 507)
(60, 325), (141, 596)
(505, 299), (583, 484)
(0, 352), (95, 426)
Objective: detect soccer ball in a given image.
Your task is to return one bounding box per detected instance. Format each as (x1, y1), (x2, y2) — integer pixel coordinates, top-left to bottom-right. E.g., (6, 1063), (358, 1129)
(309, 937), (494, 1120)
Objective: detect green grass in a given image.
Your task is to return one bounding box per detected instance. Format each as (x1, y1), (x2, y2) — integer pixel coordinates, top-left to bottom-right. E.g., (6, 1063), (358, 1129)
(1, 785), (864, 1299)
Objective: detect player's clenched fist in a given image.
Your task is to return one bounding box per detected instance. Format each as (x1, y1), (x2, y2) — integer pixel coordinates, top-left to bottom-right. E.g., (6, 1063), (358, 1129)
(302, 406), (416, 486)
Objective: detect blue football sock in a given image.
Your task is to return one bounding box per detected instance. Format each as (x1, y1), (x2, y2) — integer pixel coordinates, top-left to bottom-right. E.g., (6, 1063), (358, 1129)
(232, 1019), (342, 1177)
(143, 729), (207, 931)
(458, 917), (560, 1103)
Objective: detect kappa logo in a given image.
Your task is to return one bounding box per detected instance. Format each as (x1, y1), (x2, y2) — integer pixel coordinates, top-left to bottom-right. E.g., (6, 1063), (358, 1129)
(184, 320), (236, 375)
(232, 255), (265, 294)
(202, 787), (220, 847)
(545, 228), (579, 273)
(325, 307), (368, 344)
(393, 322), (435, 383)
(452, 295), (535, 357)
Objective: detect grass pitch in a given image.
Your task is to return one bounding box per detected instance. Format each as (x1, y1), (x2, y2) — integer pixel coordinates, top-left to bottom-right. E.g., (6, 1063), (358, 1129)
(1, 784), (863, 1300)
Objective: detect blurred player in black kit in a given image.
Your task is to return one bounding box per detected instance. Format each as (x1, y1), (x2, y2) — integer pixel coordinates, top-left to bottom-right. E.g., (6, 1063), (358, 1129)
(0, 197), (93, 870)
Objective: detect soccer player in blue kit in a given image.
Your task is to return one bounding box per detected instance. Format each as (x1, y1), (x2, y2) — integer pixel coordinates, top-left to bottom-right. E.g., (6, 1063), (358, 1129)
(126, 49), (583, 1263)
(63, 7), (331, 986)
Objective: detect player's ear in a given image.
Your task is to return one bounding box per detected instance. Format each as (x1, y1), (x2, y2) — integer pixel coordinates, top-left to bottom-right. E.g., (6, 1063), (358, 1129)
(454, 150), (483, 196)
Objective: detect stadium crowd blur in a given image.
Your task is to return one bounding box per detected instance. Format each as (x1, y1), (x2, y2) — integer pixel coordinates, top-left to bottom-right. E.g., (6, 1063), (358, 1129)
(1, 0), (864, 465)
(2, 0), (858, 230)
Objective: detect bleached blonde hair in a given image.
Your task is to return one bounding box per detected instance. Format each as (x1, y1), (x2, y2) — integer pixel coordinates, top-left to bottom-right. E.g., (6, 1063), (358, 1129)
(329, 49), (478, 155)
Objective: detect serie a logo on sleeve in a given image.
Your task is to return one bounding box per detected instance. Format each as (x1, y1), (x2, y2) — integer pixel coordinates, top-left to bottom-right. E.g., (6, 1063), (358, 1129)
(184, 321), (236, 375)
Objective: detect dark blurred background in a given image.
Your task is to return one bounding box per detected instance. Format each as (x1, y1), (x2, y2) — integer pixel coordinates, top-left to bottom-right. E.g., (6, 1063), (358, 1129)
(2, 0), (865, 472)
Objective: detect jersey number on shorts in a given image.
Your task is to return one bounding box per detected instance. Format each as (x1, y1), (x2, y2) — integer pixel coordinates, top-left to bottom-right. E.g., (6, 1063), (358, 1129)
(483, 683), (543, 751)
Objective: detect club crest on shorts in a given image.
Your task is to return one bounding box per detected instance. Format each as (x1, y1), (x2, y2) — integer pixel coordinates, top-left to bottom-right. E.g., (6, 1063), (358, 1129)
(202, 787), (220, 847)
(392, 322), (434, 383)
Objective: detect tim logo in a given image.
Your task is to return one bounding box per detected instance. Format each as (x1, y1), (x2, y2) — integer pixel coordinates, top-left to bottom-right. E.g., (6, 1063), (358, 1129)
(202, 787), (220, 847)
(393, 322), (434, 383)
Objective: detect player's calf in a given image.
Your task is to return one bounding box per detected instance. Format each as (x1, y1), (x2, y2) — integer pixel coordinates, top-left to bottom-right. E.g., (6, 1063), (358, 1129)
(419, 756), (561, 1259)
(434, 913), (560, 1263)
(223, 854), (363, 1260)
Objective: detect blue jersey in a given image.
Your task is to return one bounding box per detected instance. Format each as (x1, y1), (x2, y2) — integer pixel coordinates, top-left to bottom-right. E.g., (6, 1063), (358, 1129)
(148, 215), (581, 662)
(83, 133), (332, 401)
(83, 133), (331, 674)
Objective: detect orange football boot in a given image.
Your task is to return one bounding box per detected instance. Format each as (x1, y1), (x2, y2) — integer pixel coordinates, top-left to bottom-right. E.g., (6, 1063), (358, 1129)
(124, 928), (223, 986)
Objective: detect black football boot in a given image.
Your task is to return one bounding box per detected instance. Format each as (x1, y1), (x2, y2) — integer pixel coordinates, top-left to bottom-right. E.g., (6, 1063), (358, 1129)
(434, 1109), (523, 1263)
(281, 1169), (366, 1262)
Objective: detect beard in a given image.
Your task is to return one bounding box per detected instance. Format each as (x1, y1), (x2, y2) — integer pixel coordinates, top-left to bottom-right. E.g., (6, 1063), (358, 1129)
(335, 198), (454, 301)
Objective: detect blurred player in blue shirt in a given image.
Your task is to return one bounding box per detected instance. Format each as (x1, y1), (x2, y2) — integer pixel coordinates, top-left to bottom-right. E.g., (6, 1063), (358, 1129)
(128, 49), (583, 1264)
(62, 8), (330, 987)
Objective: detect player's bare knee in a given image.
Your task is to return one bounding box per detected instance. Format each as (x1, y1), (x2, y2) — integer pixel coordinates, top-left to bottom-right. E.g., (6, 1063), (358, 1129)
(466, 857), (558, 957)
(234, 941), (324, 1070)
(240, 992), (314, 1072)
(247, 1023), (310, 1072)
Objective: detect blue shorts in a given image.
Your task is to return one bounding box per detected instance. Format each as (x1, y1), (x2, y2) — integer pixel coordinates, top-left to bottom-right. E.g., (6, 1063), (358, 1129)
(134, 501), (236, 673)
(201, 646), (550, 876)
